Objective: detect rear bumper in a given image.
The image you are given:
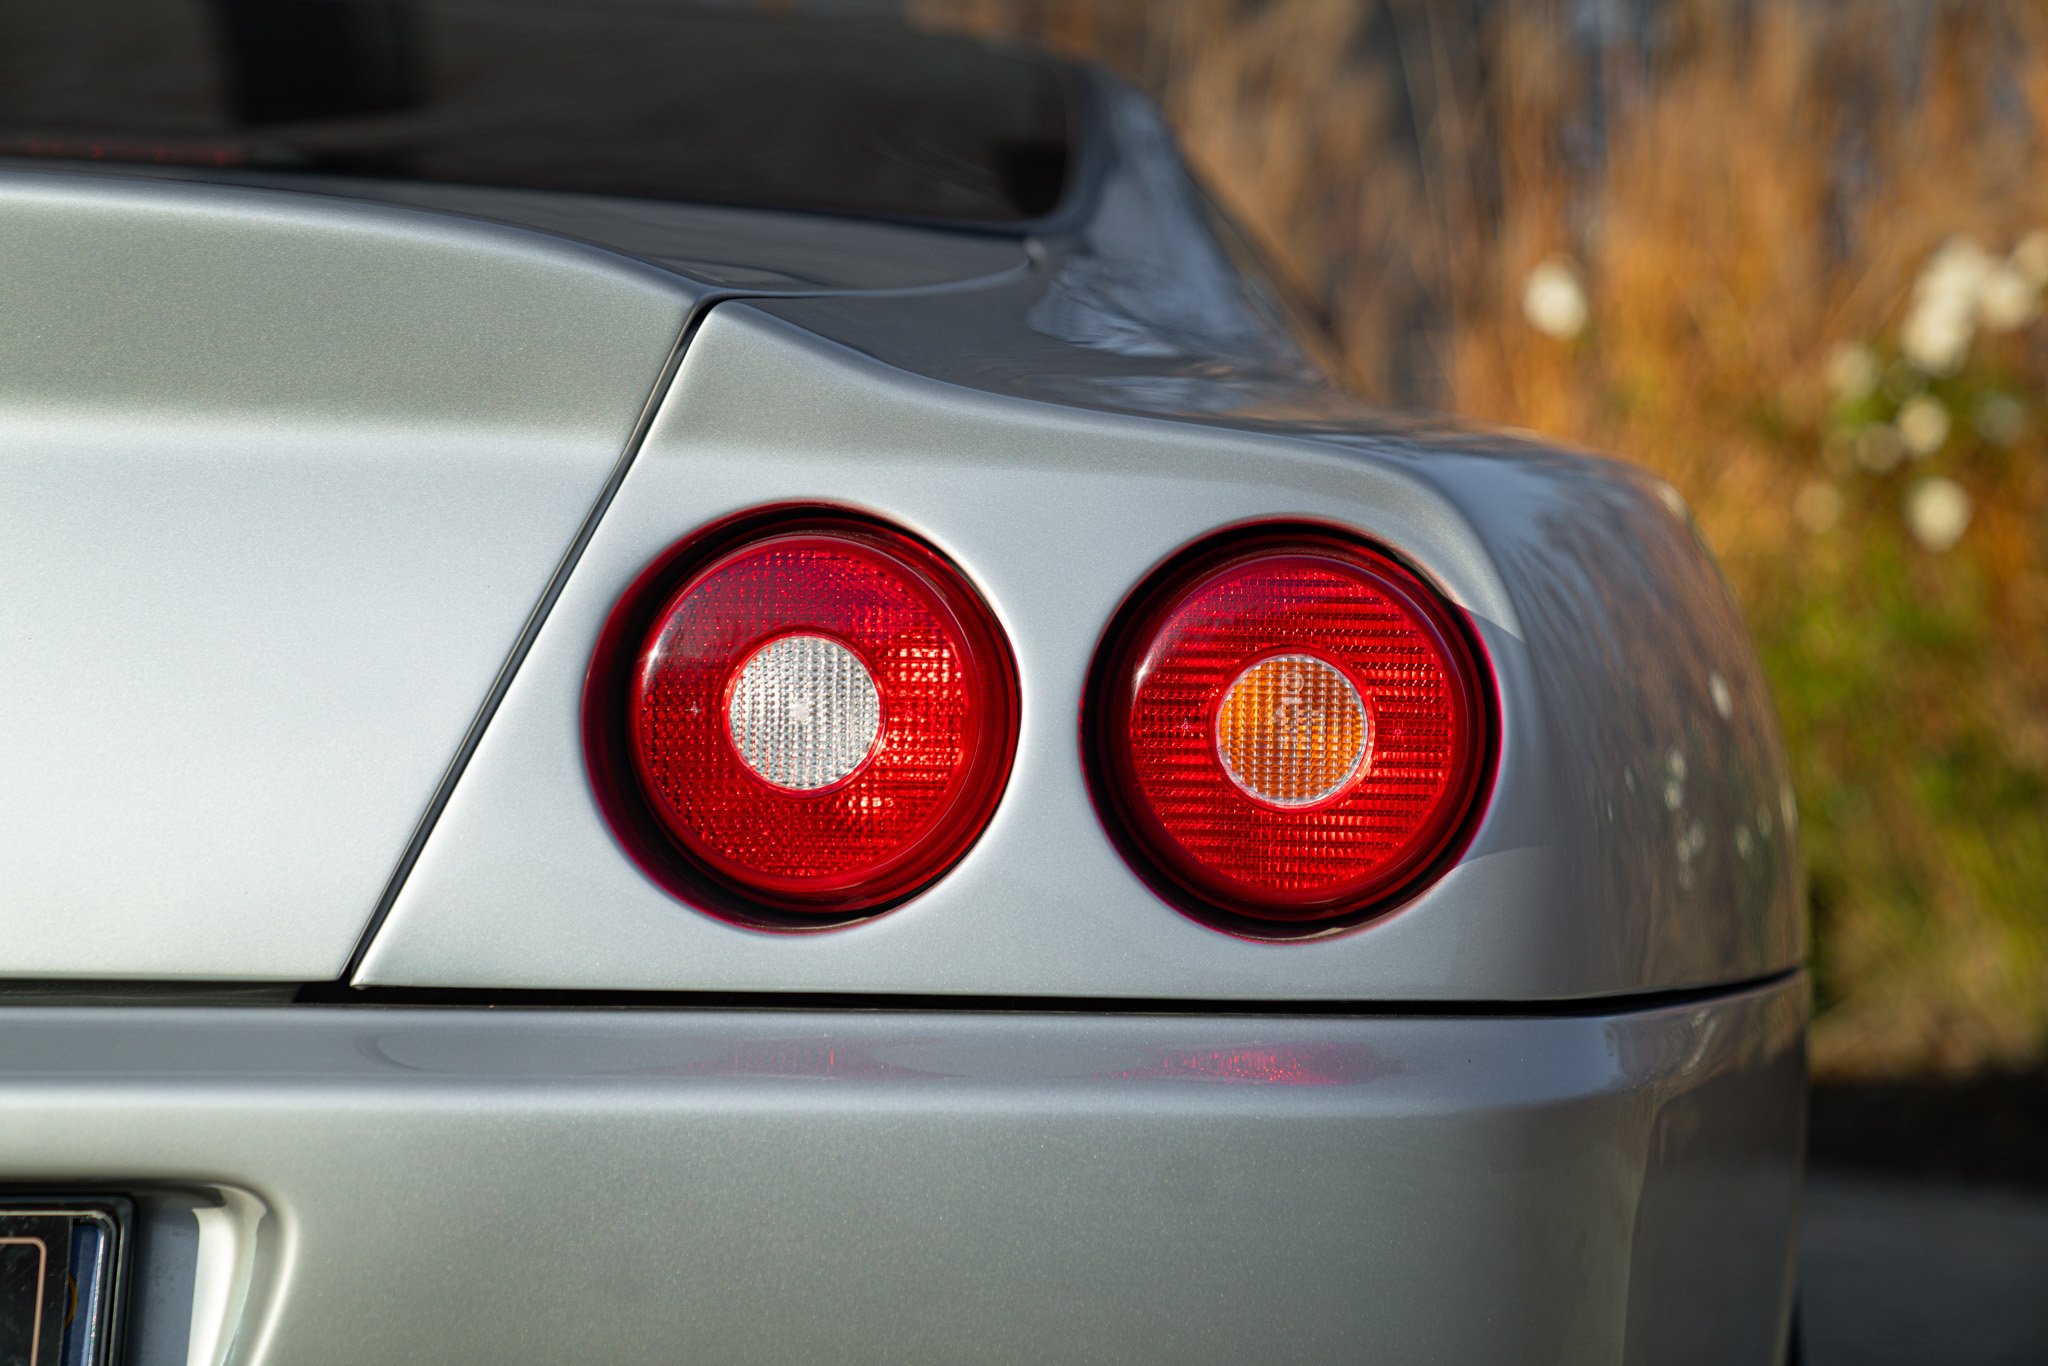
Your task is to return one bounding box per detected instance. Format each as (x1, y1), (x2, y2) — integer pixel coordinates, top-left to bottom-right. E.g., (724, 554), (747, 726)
(0, 977), (1804, 1365)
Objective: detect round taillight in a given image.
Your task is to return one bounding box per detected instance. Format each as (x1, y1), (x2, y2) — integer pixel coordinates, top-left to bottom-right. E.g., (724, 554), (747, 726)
(585, 510), (1018, 926)
(1084, 527), (1492, 934)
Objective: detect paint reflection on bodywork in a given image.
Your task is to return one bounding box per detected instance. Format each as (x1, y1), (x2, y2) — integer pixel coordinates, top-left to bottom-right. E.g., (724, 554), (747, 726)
(1099, 1043), (1396, 1086)
(1436, 447), (1800, 981)
(646, 1038), (949, 1082)
(362, 1027), (1396, 1089)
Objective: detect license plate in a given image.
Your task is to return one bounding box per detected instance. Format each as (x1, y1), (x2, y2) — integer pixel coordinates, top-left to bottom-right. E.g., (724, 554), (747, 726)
(0, 1202), (126, 1366)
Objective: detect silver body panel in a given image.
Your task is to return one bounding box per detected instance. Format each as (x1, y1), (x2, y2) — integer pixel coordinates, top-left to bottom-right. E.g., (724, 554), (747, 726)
(363, 302), (1799, 1000)
(15, 163), (1035, 292)
(1, 89), (1800, 999)
(0, 173), (695, 978)
(0, 978), (1802, 1365)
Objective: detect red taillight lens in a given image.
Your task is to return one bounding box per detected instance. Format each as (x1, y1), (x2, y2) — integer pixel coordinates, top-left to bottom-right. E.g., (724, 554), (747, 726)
(1085, 528), (1492, 932)
(586, 511), (1018, 925)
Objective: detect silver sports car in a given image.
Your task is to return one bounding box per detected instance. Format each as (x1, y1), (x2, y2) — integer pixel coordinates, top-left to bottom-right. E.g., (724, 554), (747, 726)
(0, 3), (1804, 1362)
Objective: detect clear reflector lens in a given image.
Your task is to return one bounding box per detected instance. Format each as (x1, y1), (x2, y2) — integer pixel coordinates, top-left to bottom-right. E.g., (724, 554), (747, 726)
(1215, 654), (1368, 807)
(727, 634), (881, 791)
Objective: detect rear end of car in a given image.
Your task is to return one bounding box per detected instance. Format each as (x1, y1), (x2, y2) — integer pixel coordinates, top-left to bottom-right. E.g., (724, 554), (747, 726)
(0, 5), (1804, 1362)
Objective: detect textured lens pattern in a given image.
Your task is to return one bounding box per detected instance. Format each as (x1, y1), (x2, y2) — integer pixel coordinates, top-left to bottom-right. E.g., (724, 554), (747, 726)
(631, 534), (1001, 902)
(1117, 549), (1477, 916)
(1215, 654), (1368, 807)
(727, 635), (881, 790)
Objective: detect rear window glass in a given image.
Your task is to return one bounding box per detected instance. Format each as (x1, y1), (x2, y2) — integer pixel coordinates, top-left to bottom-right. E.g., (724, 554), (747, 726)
(0, 0), (1073, 224)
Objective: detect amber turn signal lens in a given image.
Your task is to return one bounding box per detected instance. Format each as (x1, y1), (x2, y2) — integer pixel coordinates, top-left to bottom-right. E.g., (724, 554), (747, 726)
(1214, 653), (1370, 807)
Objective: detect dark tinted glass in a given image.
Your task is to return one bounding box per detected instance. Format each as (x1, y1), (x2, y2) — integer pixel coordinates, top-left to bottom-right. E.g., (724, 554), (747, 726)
(0, 1), (1072, 224)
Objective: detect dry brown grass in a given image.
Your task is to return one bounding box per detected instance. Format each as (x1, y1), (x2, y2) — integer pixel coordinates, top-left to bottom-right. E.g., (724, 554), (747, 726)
(911, 0), (2048, 1080)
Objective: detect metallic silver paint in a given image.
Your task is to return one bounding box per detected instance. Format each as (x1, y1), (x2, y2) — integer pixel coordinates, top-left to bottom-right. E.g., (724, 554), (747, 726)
(200, 173), (1034, 292)
(362, 301), (1798, 999)
(5, 162), (1035, 292)
(0, 171), (696, 978)
(0, 45), (1805, 1365)
(0, 978), (1804, 1364)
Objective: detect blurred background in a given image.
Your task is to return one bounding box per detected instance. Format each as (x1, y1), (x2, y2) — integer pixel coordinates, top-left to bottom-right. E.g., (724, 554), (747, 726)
(896, 0), (2048, 1158)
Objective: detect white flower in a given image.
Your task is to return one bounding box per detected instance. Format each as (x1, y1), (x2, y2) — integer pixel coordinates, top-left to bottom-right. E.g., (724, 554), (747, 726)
(1895, 394), (1951, 457)
(1794, 480), (1844, 534)
(1522, 258), (1588, 340)
(1901, 236), (1993, 374)
(1900, 298), (1973, 374)
(2013, 229), (2048, 287)
(1922, 236), (1997, 304)
(1976, 262), (2040, 332)
(1904, 477), (1972, 552)
(1825, 343), (1880, 403)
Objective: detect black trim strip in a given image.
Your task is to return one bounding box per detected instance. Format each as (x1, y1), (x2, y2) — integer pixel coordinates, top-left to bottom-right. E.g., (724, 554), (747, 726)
(0, 968), (1801, 1017)
(293, 966), (1802, 1018)
(338, 297), (718, 981)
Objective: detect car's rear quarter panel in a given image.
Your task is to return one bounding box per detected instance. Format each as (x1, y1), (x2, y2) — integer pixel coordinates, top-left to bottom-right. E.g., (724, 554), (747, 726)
(363, 299), (1801, 1002)
(0, 151), (1804, 1365)
(0, 172), (695, 978)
